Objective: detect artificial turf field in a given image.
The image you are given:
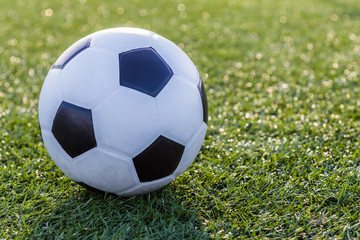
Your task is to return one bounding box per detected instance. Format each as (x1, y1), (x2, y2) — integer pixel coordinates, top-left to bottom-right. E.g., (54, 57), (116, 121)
(1, 0), (360, 238)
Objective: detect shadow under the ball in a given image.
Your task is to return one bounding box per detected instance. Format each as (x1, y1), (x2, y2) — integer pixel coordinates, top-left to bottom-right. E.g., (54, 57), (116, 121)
(36, 183), (210, 239)
(76, 181), (109, 195)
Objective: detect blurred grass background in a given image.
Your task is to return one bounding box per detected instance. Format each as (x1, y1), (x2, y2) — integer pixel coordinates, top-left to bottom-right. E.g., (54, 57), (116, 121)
(1, 0), (360, 238)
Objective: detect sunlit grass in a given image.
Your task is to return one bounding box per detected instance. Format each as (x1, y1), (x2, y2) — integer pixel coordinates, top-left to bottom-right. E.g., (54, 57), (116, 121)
(1, 0), (360, 238)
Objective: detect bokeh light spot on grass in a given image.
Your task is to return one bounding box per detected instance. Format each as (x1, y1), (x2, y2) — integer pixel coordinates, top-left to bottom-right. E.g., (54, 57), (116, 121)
(44, 8), (53, 17)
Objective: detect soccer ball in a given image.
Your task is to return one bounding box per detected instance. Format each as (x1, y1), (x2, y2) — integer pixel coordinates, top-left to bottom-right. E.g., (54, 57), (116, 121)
(38, 28), (208, 196)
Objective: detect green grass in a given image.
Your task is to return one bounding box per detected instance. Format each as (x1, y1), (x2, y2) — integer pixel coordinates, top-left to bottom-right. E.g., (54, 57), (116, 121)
(1, 0), (360, 238)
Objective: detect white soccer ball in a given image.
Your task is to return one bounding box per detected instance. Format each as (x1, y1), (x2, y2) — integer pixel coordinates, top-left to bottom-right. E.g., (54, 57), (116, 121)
(38, 28), (208, 196)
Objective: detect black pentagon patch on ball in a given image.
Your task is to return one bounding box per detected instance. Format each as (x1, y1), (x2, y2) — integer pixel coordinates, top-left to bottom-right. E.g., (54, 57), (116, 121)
(119, 47), (173, 97)
(52, 36), (91, 69)
(198, 77), (209, 124)
(52, 101), (97, 158)
(133, 136), (185, 182)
